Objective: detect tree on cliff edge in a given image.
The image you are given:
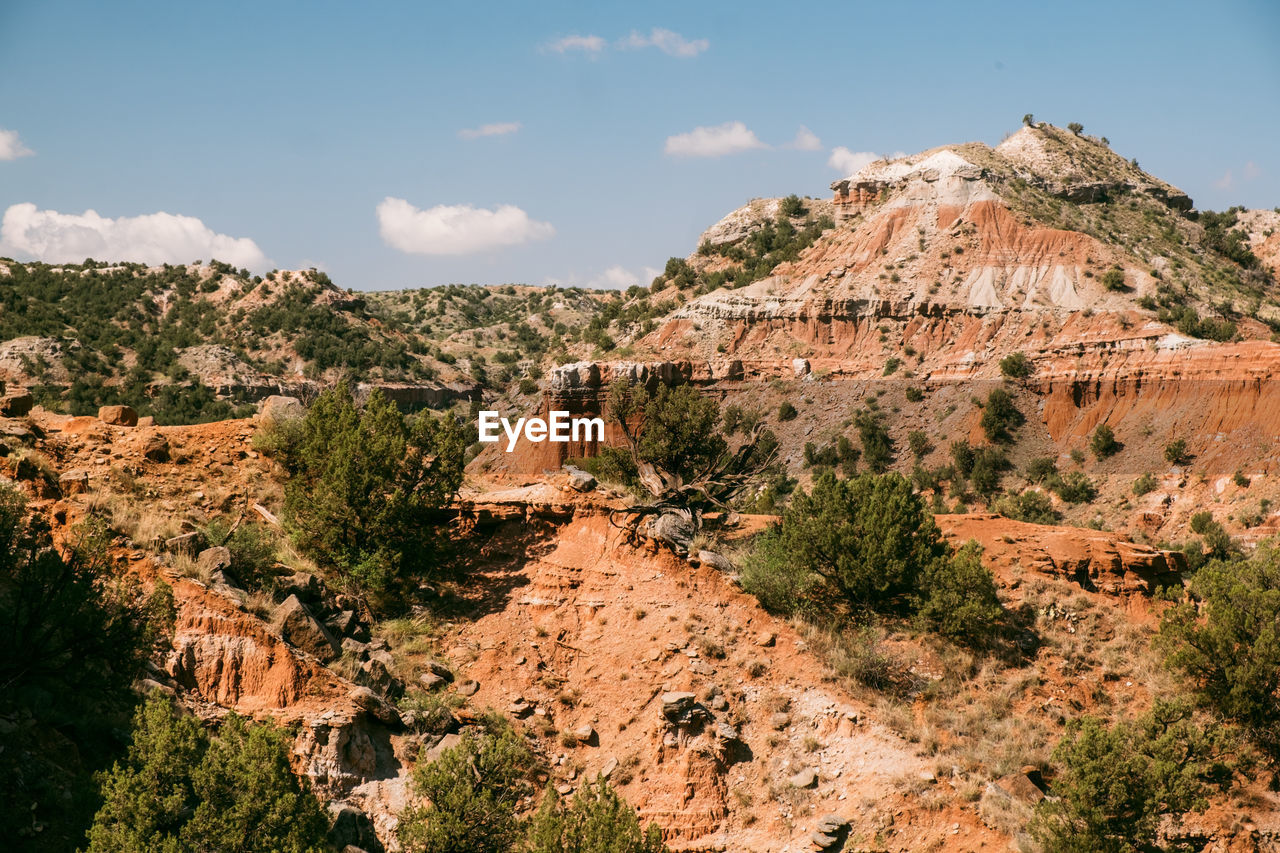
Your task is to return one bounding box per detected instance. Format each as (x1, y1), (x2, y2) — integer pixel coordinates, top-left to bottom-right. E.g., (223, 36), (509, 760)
(258, 382), (466, 612)
(603, 378), (777, 539)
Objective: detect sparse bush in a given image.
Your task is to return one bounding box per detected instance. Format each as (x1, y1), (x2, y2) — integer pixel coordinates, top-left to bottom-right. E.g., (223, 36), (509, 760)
(1029, 700), (1233, 852)
(1089, 424), (1121, 459)
(999, 352), (1032, 379)
(855, 408), (894, 473)
(1025, 456), (1059, 484)
(907, 430), (932, 460)
(1132, 473), (1157, 496)
(1100, 267), (1126, 291)
(1067, 122), (1084, 135)
(88, 696), (328, 853)
(1050, 471), (1097, 503)
(262, 382), (465, 612)
(905, 386), (924, 402)
(1165, 439), (1190, 465)
(398, 725), (537, 853)
(980, 388), (1024, 443)
(526, 777), (668, 853)
(916, 540), (1004, 642)
(994, 490), (1059, 525)
(777, 401), (798, 421)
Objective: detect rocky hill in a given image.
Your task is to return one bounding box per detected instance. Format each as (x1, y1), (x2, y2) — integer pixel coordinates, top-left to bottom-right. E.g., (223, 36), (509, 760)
(7, 122), (1280, 853)
(0, 261), (486, 423)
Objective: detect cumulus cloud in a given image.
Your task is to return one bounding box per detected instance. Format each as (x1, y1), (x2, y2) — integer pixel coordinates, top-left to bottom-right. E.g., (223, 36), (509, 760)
(591, 265), (662, 289)
(827, 147), (906, 175)
(665, 122), (767, 158)
(545, 34), (606, 55)
(827, 147), (880, 175)
(620, 28), (708, 57)
(786, 126), (822, 151)
(458, 121), (522, 140)
(0, 203), (268, 268)
(377, 198), (554, 256)
(1214, 170), (1235, 190)
(543, 265), (661, 290)
(0, 129), (34, 161)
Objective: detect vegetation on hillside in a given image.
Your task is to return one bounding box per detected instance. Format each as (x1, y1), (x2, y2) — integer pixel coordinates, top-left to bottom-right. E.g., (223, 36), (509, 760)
(257, 382), (466, 613)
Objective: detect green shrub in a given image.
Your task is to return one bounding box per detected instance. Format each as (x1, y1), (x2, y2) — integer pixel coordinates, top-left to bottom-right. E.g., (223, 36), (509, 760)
(777, 401), (798, 421)
(1050, 471), (1097, 503)
(1190, 511), (1214, 535)
(1100, 267), (1126, 291)
(907, 430), (932, 460)
(999, 352), (1032, 379)
(855, 408), (894, 473)
(779, 472), (946, 607)
(969, 446), (1010, 500)
(263, 382), (465, 612)
(1132, 472), (1157, 496)
(87, 696), (328, 853)
(200, 518), (279, 590)
(1029, 700), (1233, 853)
(0, 490), (172, 850)
(1089, 424), (1121, 459)
(398, 726), (537, 853)
(905, 386), (924, 402)
(980, 388), (1024, 443)
(882, 357), (901, 376)
(571, 447), (639, 490)
(738, 530), (816, 615)
(1164, 439), (1190, 465)
(779, 194), (805, 218)
(526, 777), (668, 853)
(1025, 456), (1059, 484)
(916, 540), (1003, 642)
(994, 490), (1059, 524)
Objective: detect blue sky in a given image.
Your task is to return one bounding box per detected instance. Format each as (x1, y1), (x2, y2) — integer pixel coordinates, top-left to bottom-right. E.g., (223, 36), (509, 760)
(1, 0), (1277, 291)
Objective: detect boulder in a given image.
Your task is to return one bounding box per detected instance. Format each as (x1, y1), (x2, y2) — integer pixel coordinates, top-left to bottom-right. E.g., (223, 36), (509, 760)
(423, 733), (463, 763)
(279, 571), (323, 603)
(455, 679), (479, 697)
(696, 550), (733, 572)
(348, 686), (401, 727)
(142, 434), (170, 462)
(197, 546), (232, 574)
(271, 594), (340, 661)
(342, 638), (370, 660)
(58, 470), (89, 495)
(661, 692), (697, 720)
(98, 405), (138, 426)
(136, 415), (155, 427)
(988, 770), (1046, 805)
(165, 532), (203, 555)
(356, 656), (403, 699)
(418, 671), (446, 690)
(327, 803), (384, 853)
(792, 357), (811, 377)
(327, 609), (360, 638)
(789, 767), (818, 788)
(572, 723), (595, 743)
(259, 395), (304, 424)
(0, 391), (33, 417)
(564, 465), (597, 492)
(648, 512), (694, 553)
(424, 660), (453, 681)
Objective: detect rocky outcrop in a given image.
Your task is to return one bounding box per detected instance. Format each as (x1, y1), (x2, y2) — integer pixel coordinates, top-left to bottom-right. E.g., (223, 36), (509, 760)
(937, 514), (1184, 595)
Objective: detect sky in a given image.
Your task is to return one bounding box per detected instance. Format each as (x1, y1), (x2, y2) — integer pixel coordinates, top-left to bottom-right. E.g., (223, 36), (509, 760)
(1, 0), (1278, 291)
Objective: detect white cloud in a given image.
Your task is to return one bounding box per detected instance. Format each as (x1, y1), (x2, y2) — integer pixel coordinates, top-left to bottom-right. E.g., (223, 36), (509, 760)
(620, 28), (708, 57)
(592, 265), (662, 289)
(1214, 170), (1234, 190)
(1245, 161), (1262, 180)
(0, 203), (268, 268)
(543, 265), (662, 290)
(665, 121), (767, 158)
(545, 34), (606, 55)
(458, 121), (522, 140)
(377, 197), (554, 256)
(828, 147), (880, 175)
(0, 129), (34, 161)
(787, 126), (822, 151)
